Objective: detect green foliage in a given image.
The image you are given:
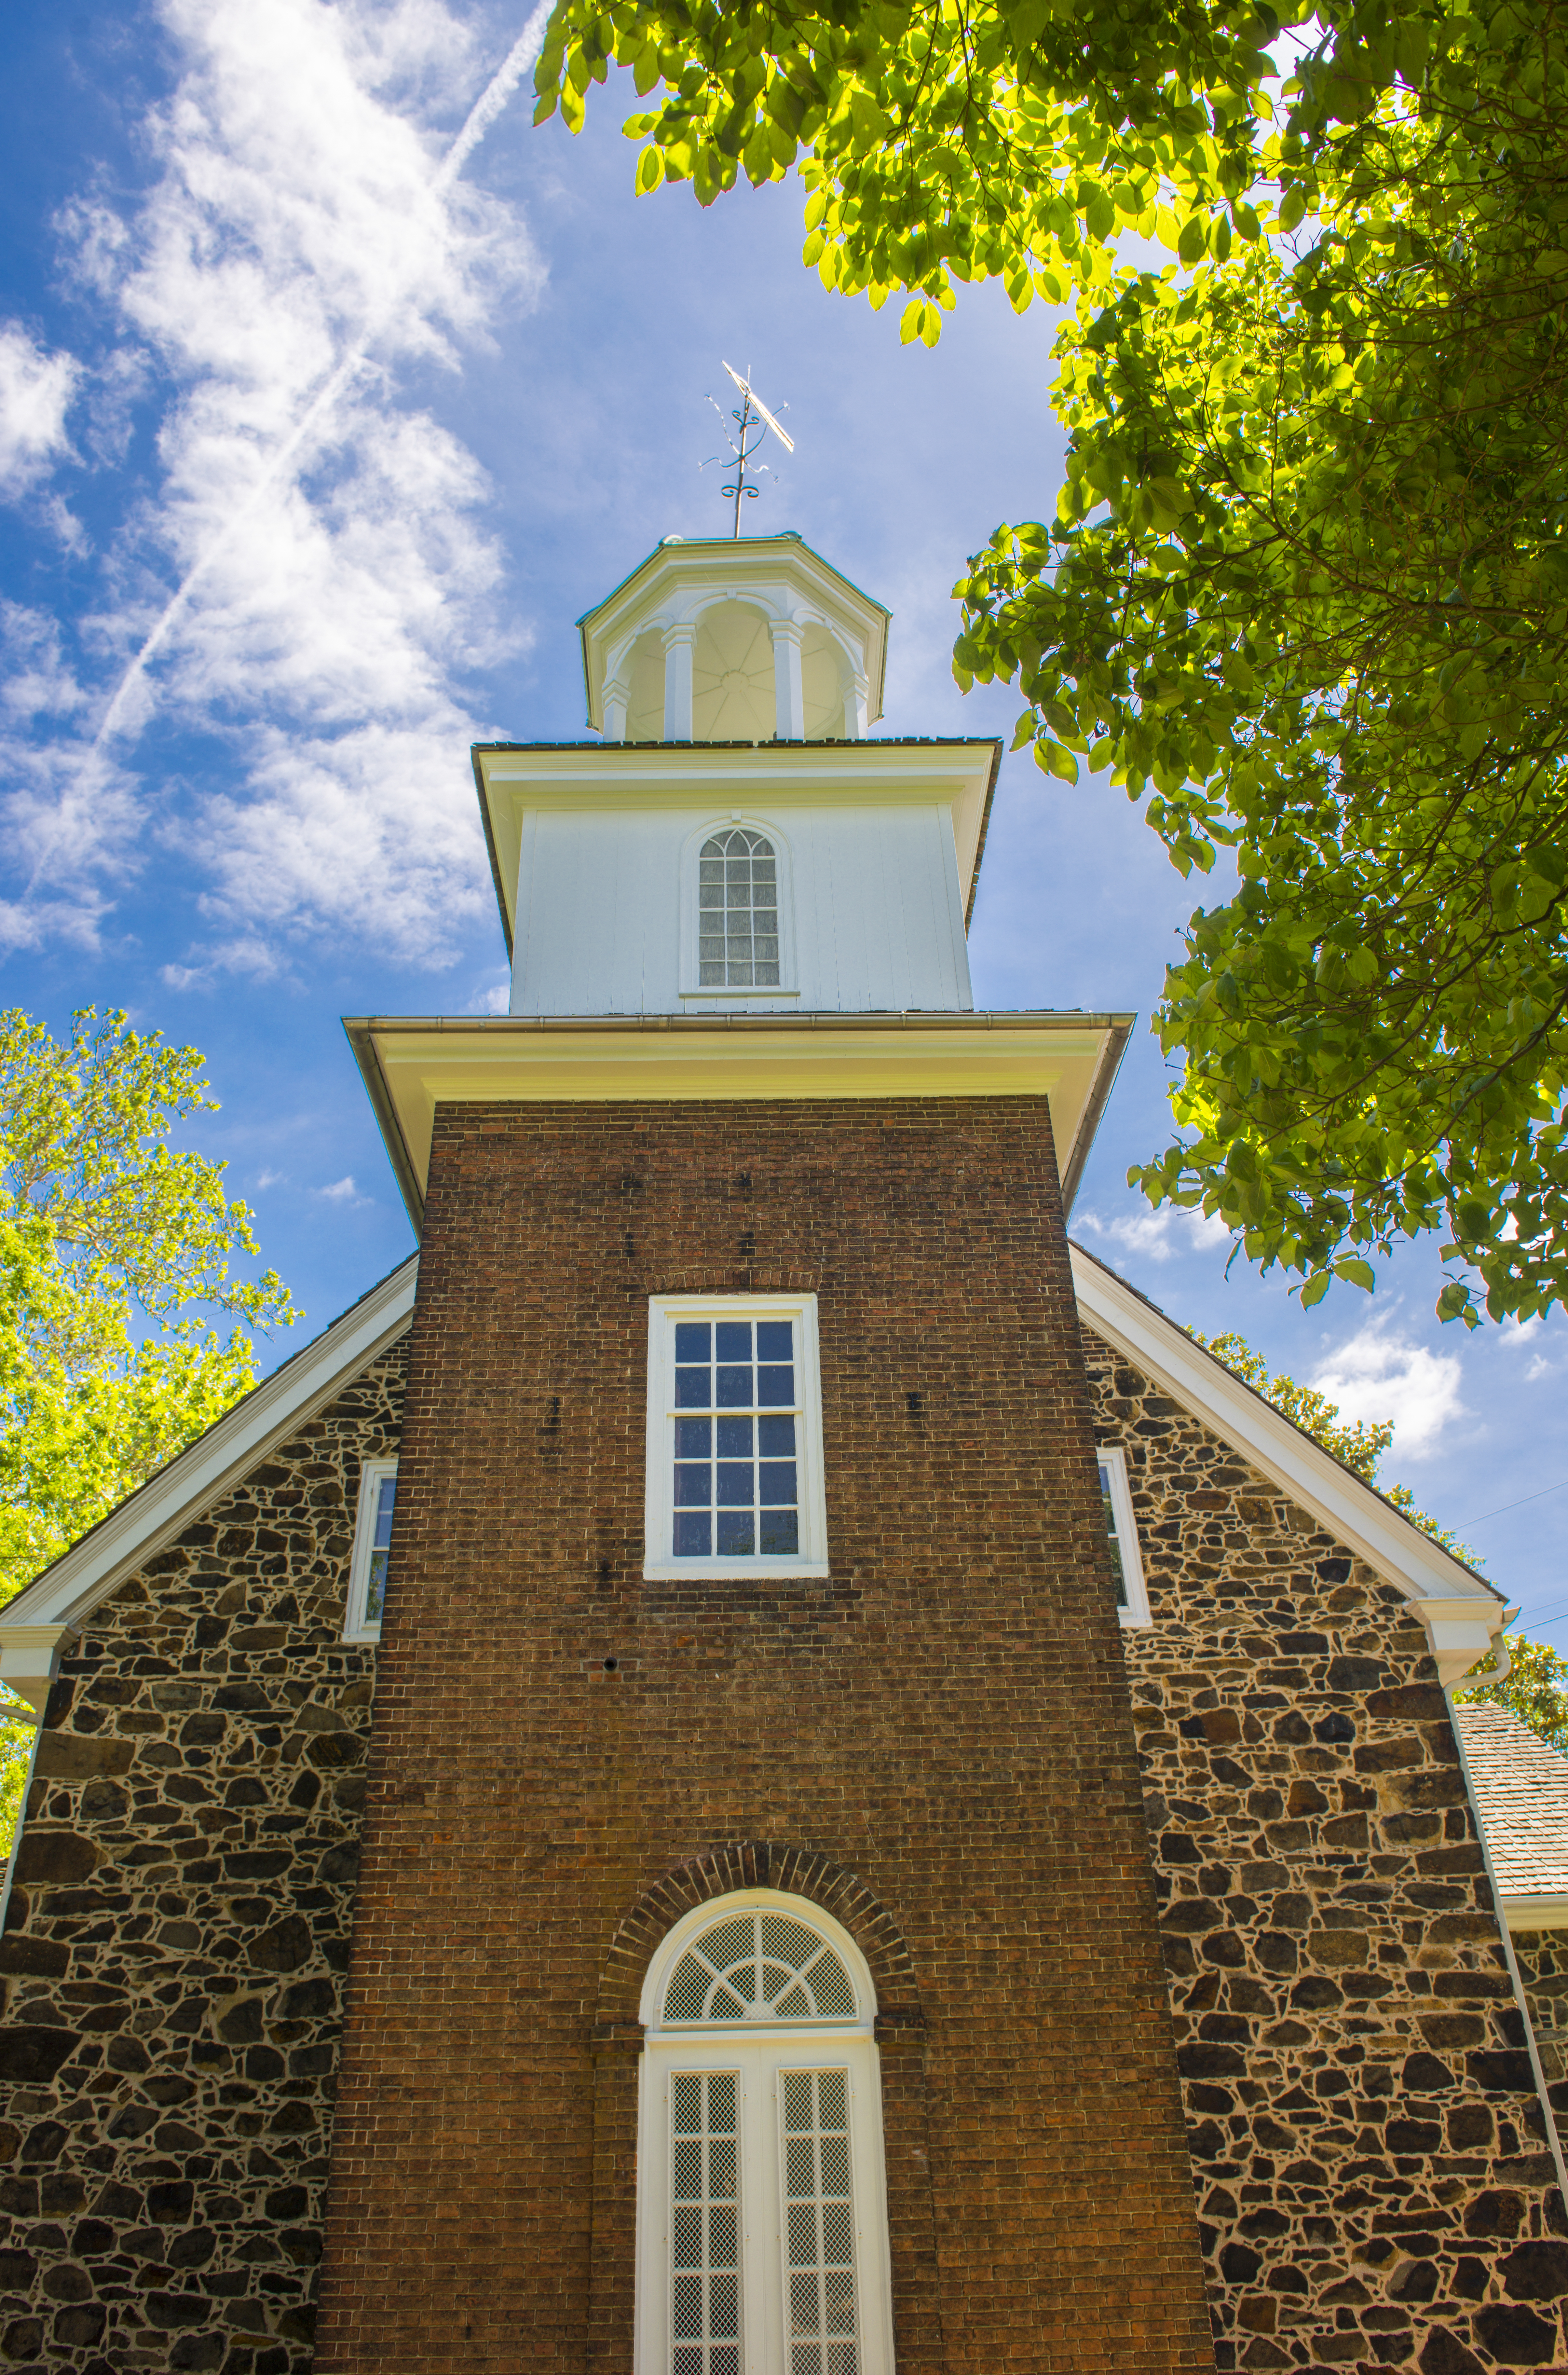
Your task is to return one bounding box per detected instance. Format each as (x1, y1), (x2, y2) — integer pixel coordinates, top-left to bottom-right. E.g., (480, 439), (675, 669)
(532, 0), (1398, 314)
(1192, 1326), (1481, 1564)
(960, 46), (1568, 1330)
(0, 1009), (297, 1854)
(1457, 1631), (1568, 1751)
(539, 0), (1568, 1331)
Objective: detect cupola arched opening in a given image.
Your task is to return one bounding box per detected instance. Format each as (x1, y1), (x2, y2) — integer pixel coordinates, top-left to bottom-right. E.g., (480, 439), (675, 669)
(636, 1889), (895, 2375)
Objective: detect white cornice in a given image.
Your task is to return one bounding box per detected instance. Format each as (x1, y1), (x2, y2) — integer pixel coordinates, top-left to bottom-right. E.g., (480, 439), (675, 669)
(0, 1258), (419, 1687)
(1070, 1242), (1509, 1682)
(471, 737), (1001, 954)
(347, 1011), (1131, 1235)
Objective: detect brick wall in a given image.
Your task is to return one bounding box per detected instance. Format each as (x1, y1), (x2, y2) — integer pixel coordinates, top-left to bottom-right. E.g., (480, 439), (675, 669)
(0, 1341), (404, 2374)
(1084, 1330), (1568, 2375)
(313, 1096), (1217, 2375)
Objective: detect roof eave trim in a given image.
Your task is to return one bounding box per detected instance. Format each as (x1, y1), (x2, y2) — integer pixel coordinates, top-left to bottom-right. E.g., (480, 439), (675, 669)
(1069, 1241), (1507, 1619)
(0, 1256), (420, 1639)
(472, 744), (516, 960)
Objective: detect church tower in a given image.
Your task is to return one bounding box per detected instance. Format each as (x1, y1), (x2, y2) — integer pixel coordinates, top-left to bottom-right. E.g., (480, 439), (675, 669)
(321, 532), (1218, 2373)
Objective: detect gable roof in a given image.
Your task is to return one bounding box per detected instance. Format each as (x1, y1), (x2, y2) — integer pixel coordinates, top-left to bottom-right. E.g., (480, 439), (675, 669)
(1452, 1700), (1568, 1928)
(0, 1257), (418, 1713)
(1069, 1242), (1511, 1685)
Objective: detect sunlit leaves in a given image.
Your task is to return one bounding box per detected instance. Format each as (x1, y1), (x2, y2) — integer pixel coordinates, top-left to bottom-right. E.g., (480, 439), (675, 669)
(0, 1009), (298, 1611)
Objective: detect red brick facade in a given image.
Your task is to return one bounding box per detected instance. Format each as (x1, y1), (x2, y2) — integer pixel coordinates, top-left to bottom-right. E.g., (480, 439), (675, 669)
(312, 1097), (1217, 2374)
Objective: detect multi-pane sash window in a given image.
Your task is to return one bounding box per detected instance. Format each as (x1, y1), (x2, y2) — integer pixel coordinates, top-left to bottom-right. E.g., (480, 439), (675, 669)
(639, 1893), (893, 2375)
(674, 1319), (799, 1559)
(646, 1297), (828, 1579)
(344, 1459), (397, 1640)
(1097, 1444), (1151, 1627)
(699, 828), (780, 987)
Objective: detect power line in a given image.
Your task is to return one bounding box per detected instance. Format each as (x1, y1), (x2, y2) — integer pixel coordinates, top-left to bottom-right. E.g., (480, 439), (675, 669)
(1453, 1476), (1568, 1530)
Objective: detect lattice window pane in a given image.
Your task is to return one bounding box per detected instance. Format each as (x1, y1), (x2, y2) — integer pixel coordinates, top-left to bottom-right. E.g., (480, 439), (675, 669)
(670, 2071), (743, 2375)
(698, 829), (781, 987)
(663, 1915), (859, 2024)
(780, 2068), (858, 2375)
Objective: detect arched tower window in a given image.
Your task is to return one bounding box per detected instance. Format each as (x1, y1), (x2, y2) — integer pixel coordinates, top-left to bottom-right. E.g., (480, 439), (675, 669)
(637, 1890), (894, 2375)
(699, 829), (780, 988)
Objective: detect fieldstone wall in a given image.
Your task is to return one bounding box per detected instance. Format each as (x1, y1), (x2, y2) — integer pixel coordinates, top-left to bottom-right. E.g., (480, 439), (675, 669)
(1084, 1327), (1568, 2375)
(0, 1339), (404, 2375)
(1512, 1933), (1568, 2145)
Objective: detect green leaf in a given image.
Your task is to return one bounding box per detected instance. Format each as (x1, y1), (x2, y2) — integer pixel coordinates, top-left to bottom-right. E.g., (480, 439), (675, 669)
(635, 144), (665, 193)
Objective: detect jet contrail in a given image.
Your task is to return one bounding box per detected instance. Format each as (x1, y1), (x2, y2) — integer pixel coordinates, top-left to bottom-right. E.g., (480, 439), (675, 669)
(86, 0), (553, 763)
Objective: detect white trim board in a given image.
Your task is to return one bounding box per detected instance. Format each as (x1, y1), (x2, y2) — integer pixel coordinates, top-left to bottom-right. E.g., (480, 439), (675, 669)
(1070, 1242), (1510, 1684)
(0, 1258), (418, 1709)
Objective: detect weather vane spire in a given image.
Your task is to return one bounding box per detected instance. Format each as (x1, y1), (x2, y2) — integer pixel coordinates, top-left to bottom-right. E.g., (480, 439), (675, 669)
(702, 361), (794, 537)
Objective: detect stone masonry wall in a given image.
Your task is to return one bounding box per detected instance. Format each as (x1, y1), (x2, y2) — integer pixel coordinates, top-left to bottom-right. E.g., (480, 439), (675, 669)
(1512, 1933), (1568, 2146)
(1084, 1327), (1568, 2375)
(0, 1339), (404, 2375)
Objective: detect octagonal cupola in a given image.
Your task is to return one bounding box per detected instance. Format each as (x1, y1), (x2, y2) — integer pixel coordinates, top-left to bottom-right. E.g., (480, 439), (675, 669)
(577, 530), (890, 743)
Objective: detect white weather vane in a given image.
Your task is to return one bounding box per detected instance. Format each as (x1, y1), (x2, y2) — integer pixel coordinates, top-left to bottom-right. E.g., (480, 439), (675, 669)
(702, 361), (794, 537)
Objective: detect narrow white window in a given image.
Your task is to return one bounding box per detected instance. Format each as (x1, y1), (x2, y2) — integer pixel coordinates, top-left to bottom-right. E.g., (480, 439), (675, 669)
(700, 828), (779, 986)
(671, 2071), (742, 2375)
(637, 1892), (894, 2375)
(680, 819), (797, 1002)
(344, 1458), (396, 1641)
(645, 1297), (828, 1580)
(781, 2068), (859, 2374)
(1097, 1443), (1151, 1627)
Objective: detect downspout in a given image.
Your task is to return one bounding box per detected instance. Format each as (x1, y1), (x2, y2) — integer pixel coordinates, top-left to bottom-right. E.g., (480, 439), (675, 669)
(1447, 1683), (1568, 2208)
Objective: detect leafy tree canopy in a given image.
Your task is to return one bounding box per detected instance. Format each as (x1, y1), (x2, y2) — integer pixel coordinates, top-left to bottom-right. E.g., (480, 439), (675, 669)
(539, 0), (1568, 1329)
(0, 1010), (297, 1845)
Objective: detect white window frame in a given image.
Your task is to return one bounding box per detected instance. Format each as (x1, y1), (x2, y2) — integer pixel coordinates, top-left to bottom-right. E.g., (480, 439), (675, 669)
(343, 1457), (397, 1641)
(644, 1294), (829, 1582)
(635, 1889), (895, 2375)
(1097, 1442), (1151, 1627)
(678, 815), (800, 1000)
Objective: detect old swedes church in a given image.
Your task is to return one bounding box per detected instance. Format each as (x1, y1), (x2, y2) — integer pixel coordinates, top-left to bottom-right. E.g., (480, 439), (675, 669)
(0, 532), (1563, 2375)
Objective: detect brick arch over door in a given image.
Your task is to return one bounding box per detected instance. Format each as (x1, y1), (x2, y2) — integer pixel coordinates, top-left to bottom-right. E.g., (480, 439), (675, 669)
(595, 1839), (923, 2039)
(586, 1843), (944, 2375)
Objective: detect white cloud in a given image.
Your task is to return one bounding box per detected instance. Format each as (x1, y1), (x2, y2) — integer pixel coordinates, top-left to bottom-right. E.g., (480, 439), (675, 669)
(0, 325), (78, 497)
(0, 606), (88, 723)
(7, 0), (548, 964)
(255, 1168), (287, 1190)
(1311, 1318), (1468, 1462)
(1076, 1202), (1234, 1265)
(469, 971), (511, 1014)
(316, 1174), (367, 1204)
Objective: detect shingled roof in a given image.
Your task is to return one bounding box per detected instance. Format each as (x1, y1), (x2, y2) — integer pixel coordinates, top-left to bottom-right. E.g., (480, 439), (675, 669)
(1453, 1699), (1568, 1928)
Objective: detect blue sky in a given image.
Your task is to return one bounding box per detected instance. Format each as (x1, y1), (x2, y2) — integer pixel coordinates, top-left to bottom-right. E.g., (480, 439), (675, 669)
(4, 0), (1565, 1636)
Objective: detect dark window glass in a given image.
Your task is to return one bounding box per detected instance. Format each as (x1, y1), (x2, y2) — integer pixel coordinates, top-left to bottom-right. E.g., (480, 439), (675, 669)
(667, 1314), (801, 1561)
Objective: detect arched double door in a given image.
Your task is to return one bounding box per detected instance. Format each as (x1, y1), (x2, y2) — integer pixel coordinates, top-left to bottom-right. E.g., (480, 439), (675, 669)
(635, 1890), (895, 2375)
